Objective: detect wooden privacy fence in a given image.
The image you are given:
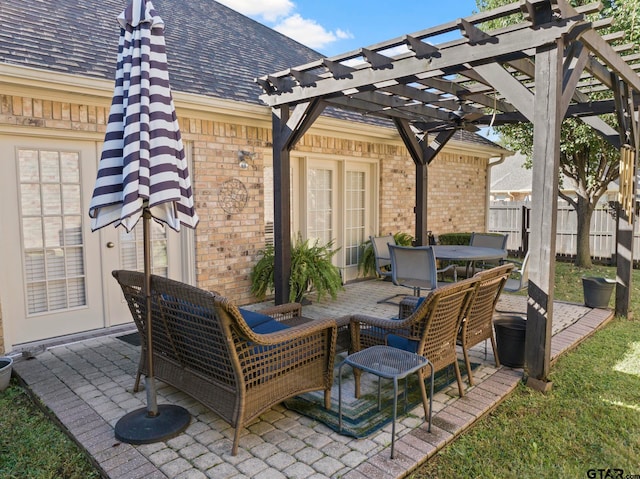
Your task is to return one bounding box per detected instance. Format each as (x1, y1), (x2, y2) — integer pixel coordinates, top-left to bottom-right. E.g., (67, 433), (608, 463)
(489, 201), (640, 263)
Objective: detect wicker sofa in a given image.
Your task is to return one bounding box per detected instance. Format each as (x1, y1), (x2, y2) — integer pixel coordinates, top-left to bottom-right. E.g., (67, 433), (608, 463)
(112, 270), (337, 455)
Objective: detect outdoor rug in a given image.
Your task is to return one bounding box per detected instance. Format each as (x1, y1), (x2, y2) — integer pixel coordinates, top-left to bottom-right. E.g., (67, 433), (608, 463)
(116, 332), (141, 347)
(284, 358), (477, 438)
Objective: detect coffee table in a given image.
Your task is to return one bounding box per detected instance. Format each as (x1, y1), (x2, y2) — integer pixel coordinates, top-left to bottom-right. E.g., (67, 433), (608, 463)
(338, 345), (433, 458)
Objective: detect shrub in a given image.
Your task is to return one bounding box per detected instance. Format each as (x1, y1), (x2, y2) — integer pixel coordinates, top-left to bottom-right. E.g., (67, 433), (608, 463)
(251, 234), (343, 303)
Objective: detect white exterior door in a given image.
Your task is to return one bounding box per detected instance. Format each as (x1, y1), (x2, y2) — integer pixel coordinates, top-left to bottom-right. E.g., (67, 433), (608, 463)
(0, 135), (183, 348)
(101, 218), (181, 326)
(0, 137), (104, 346)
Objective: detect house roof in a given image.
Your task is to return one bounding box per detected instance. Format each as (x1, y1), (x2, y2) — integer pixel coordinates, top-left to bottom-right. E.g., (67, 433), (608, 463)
(0, 0), (322, 104)
(490, 153), (533, 193)
(0, 0), (505, 150)
(491, 152), (619, 195)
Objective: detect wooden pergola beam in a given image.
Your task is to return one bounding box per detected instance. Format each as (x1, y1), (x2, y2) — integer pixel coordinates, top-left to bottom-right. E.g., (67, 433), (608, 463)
(257, 0), (639, 393)
(259, 19), (581, 107)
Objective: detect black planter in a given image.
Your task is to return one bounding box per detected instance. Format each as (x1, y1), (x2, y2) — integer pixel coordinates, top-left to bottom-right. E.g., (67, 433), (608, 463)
(582, 277), (615, 309)
(494, 315), (527, 368)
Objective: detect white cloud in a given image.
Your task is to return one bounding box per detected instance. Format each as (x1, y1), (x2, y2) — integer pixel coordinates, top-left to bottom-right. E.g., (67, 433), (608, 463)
(274, 14), (353, 50)
(216, 0), (294, 22)
(216, 1), (353, 52)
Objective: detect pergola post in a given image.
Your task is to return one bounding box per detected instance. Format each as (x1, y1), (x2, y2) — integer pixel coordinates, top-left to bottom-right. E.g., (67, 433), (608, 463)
(415, 162), (428, 246)
(272, 106), (292, 304)
(524, 39), (564, 391)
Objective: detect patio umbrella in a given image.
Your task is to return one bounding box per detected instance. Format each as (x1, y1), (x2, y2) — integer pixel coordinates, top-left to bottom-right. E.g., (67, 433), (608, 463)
(89, 0), (198, 444)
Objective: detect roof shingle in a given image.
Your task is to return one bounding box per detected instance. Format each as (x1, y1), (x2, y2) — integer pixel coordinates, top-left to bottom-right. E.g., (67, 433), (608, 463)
(1, 0), (505, 149)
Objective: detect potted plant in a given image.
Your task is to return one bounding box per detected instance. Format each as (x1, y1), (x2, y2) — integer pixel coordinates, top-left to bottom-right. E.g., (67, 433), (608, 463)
(357, 232), (414, 278)
(251, 233), (344, 304)
(0, 356), (13, 392)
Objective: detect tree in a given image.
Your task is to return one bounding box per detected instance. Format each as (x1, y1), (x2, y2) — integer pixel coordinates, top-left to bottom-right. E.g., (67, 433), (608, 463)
(476, 0), (640, 267)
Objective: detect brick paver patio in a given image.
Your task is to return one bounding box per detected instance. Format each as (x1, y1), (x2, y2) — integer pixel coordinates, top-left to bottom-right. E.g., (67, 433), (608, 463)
(12, 279), (613, 479)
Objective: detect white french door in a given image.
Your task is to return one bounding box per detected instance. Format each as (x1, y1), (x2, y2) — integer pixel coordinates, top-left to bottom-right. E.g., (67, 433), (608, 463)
(0, 135), (182, 348)
(306, 160), (338, 245)
(301, 158), (373, 283)
(0, 137), (104, 346)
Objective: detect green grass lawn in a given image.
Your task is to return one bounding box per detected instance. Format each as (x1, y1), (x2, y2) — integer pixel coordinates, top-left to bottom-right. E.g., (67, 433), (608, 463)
(411, 261), (640, 479)
(0, 382), (101, 479)
(0, 261), (638, 478)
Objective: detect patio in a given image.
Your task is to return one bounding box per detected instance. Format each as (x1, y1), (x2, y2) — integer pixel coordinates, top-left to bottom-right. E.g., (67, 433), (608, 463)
(12, 278), (612, 479)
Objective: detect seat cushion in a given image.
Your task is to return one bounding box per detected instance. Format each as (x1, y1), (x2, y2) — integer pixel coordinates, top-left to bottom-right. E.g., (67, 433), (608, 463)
(251, 320), (290, 334)
(239, 308), (290, 334)
(412, 296), (426, 312)
(239, 308), (275, 329)
(386, 334), (418, 353)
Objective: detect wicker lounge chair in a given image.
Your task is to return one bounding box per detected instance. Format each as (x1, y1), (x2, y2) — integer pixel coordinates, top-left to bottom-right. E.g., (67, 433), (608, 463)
(112, 270), (337, 455)
(349, 276), (480, 403)
(457, 264), (513, 385)
(399, 264), (513, 386)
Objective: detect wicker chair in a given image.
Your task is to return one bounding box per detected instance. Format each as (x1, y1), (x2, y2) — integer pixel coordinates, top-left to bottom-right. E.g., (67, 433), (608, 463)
(349, 276), (480, 404)
(457, 264), (513, 385)
(112, 270), (337, 455)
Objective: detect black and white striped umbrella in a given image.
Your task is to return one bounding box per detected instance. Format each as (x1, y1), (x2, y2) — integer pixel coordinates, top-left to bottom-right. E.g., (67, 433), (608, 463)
(88, 0), (196, 444)
(89, 0), (198, 232)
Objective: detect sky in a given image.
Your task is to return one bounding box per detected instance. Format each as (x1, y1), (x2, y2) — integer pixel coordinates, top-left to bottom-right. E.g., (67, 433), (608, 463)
(216, 0), (480, 56)
(215, 0), (498, 139)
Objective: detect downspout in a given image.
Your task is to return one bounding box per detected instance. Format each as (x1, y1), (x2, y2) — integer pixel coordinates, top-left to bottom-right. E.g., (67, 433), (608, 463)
(486, 154), (507, 230)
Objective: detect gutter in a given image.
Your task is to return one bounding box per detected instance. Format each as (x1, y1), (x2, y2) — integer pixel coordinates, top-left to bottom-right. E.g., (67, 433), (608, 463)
(486, 153), (508, 229)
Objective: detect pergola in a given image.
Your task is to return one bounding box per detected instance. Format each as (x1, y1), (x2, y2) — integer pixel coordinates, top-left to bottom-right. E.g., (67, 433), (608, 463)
(256, 0), (639, 388)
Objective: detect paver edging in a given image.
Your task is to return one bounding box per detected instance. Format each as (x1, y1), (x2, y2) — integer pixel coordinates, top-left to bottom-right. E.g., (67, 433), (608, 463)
(13, 359), (167, 479)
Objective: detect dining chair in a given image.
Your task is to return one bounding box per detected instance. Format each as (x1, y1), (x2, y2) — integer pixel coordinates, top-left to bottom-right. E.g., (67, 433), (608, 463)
(370, 234), (407, 304)
(457, 263), (514, 386)
(468, 232), (509, 274)
(349, 275), (480, 400)
(503, 251), (530, 293)
(469, 232), (509, 250)
(388, 244), (457, 297)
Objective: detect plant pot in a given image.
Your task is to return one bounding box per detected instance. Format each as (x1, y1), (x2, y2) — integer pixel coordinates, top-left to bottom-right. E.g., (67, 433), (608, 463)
(0, 356), (13, 392)
(582, 277), (615, 309)
(493, 315), (527, 368)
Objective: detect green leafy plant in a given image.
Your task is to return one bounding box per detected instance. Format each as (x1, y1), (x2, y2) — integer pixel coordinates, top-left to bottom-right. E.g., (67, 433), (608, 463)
(251, 233), (344, 303)
(357, 232), (414, 277)
(438, 232), (472, 245)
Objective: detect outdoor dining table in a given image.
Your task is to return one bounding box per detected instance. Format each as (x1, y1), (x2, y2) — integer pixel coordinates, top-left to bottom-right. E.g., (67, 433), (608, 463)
(432, 245), (507, 277)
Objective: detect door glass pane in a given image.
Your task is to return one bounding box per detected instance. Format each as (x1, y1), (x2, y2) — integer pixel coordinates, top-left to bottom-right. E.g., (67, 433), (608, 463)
(119, 220), (169, 277)
(18, 149), (87, 315)
(20, 184), (41, 216)
(307, 168), (332, 244)
(345, 171), (366, 266)
(42, 184), (62, 215)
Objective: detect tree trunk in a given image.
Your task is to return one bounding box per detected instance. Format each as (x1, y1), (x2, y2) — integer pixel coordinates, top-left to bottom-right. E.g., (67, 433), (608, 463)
(575, 196), (593, 268)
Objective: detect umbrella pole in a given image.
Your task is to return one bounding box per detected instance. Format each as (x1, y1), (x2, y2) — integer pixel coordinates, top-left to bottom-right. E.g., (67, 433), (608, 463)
(113, 206), (191, 444)
(143, 207), (159, 417)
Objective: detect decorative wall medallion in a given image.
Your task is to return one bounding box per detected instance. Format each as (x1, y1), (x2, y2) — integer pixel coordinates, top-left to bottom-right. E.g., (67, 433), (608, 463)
(219, 179), (248, 214)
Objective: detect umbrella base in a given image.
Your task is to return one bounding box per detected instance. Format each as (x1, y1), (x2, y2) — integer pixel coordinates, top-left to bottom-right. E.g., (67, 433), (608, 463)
(115, 404), (191, 444)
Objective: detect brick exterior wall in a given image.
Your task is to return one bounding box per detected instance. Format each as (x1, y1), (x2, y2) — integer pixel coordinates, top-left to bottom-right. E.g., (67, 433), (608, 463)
(427, 151), (488, 234)
(0, 92), (491, 348)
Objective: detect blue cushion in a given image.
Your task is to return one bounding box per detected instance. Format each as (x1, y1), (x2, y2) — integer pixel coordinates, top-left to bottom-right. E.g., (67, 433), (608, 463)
(387, 334), (418, 353)
(161, 293), (209, 316)
(239, 308), (291, 334)
(412, 296), (426, 312)
(239, 308), (274, 329)
(251, 320), (290, 334)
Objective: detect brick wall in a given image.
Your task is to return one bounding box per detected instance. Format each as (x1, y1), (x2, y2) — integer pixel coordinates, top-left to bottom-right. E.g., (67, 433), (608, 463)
(0, 92), (490, 315)
(427, 151), (488, 234)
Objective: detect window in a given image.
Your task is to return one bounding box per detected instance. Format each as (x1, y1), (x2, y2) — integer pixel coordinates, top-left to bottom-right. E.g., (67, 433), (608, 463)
(18, 149), (86, 314)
